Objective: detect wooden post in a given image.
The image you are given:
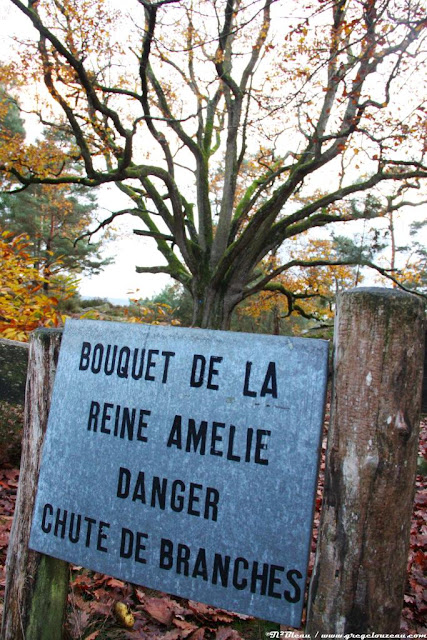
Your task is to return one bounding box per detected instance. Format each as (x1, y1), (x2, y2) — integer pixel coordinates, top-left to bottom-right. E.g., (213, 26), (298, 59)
(1, 329), (69, 640)
(306, 288), (425, 635)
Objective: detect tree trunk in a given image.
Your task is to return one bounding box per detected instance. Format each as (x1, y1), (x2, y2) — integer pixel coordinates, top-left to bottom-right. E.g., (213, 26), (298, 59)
(306, 287), (425, 635)
(191, 281), (240, 330)
(1, 329), (69, 640)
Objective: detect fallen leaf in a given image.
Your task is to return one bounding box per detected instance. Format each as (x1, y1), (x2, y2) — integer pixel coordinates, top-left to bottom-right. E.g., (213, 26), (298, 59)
(135, 588), (146, 602)
(104, 577), (126, 589)
(161, 630), (185, 640)
(67, 609), (90, 639)
(144, 597), (176, 625)
(90, 600), (113, 617)
(215, 628), (244, 640)
(173, 617), (200, 637)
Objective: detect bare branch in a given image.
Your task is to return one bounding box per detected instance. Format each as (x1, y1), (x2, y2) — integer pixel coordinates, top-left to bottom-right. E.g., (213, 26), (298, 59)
(245, 258), (427, 301)
(135, 265), (178, 275)
(133, 229), (175, 242)
(74, 208), (142, 246)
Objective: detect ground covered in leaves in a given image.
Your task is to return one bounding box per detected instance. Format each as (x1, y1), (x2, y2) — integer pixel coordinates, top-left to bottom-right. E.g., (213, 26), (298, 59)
(0, 417), (426, 638)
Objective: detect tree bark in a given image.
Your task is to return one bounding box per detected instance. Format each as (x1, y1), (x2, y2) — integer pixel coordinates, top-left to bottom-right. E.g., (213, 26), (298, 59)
(1, 329), (69, 640)
(306, 287), (425, 635)
(191, 280), (241, 330)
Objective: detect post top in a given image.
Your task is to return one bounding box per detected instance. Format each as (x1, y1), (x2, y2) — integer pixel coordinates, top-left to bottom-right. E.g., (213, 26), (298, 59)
(343, 286), (425, 307)
(346, 286), (418, 298)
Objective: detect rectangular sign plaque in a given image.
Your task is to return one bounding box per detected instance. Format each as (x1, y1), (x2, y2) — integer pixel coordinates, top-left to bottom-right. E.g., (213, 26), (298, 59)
(29, 319), (328, 626)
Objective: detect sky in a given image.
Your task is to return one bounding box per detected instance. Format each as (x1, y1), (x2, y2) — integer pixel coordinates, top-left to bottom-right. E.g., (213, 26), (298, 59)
(80, 235), (172, 303)
(80, 186), (172, 303)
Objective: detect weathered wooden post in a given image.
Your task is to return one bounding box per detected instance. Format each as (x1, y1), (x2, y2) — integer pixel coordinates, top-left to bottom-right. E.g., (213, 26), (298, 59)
(1, 329), (69, 640)
(306, 288), (425, 635)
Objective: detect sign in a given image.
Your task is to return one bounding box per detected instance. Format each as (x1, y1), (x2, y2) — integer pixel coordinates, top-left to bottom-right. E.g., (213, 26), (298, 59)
(29, 319), (328, 626)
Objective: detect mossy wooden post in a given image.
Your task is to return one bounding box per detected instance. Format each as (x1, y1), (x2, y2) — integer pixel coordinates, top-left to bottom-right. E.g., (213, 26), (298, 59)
(306, 288), (425, 635)
(1, 329), (69, 640)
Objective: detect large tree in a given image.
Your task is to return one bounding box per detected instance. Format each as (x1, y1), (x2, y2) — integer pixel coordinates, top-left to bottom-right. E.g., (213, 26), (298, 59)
(2, 0), (427, 328)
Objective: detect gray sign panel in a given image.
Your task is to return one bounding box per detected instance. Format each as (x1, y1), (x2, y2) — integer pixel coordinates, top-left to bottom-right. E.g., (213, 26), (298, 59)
(29, 319), (328, 626)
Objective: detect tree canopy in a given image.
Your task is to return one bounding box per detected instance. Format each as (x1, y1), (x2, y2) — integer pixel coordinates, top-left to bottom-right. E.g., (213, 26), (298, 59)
(2, 0), (427, 328)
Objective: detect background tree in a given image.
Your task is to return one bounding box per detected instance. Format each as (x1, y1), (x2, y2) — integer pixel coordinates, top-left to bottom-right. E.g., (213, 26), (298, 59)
(129, 282), (194, 326)
(0, 87), (111, 290)
(373, 216), (427, 292)
(2, 0), (427, 329)
(0, 182), (110, 290)
(0, 85), (25, 151)
(0, 229), (75, 341)
(234, 240), (361, 334)
(330, 186), (427, 289)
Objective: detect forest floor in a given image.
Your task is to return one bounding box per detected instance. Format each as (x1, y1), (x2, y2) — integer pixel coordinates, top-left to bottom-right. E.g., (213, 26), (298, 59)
(0, 412), (426, 639)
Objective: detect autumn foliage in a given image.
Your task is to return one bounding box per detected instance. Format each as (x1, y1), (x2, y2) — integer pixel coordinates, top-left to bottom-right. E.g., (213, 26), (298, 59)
(0, 229), (74, 341)
(234, 239), (360, 333)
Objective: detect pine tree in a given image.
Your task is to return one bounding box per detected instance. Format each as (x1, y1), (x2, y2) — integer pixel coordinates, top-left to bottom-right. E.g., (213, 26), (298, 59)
(0, 91), (111, 289)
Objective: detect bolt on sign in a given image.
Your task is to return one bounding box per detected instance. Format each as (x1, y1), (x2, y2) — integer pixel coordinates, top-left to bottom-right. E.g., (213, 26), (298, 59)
(29, 319), (328, 627)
